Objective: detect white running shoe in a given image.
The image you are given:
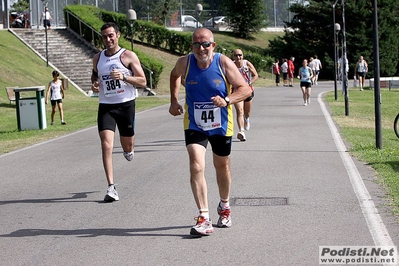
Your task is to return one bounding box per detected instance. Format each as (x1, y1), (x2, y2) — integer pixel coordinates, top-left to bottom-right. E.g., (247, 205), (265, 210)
(237, 131), (246, 141)
(307, 99), (311, 104)
(190, 216), (214, 236)
(244, 118), (250, 131)
(123, 150), (134, 161)
(104, 185), (119, 202)
(304, 102), (308, 106)
(217, 204), (232, 228)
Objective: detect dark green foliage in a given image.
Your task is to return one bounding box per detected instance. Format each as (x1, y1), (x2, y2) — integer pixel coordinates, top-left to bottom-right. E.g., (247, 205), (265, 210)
(64, 4), (272, 88)
(222, 0), (268, 38)
(64, 5), (166, 89)
(10, 0), (29, 12)
(267, 0), (399, 78)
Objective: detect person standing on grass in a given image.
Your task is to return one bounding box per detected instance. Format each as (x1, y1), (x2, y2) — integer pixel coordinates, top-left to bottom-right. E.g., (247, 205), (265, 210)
(288, 57), (295, 87)
(169, 28), (251, 236)
(281, 58), (288, 87)
(232, 49), (259, 141)
(45, 70), (66, 125)
(91, 22), (147, 202)
(273, 58), (281, 86)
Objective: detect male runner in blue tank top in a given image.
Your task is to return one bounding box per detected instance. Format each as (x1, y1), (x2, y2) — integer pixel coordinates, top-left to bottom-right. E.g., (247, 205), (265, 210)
(169, 28), (251, 236)
(91, 22), (147, 202)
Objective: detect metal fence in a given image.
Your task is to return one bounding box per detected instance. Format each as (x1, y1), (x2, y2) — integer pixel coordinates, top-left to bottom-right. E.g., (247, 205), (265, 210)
(29, 0), (127, 29)
(1, 0), (308, 29)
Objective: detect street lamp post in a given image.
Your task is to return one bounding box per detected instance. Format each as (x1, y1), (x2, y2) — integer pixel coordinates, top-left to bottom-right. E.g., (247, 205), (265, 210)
(126, 9), (137, 51)
(341, 0), (349, 116)
(146, 0), (150, 21)
(41, 0), (49, 67)
(372, 0), (382, 149)
(195, 3), (203, 28)
(329, 0), (339, 101)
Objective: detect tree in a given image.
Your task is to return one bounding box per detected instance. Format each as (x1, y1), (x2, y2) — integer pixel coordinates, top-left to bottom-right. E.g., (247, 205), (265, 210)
(267, 0), (399, 78)
(132, 0), (180, 25)
(222, 0), (268, 38)
(11, 0), (29, 12)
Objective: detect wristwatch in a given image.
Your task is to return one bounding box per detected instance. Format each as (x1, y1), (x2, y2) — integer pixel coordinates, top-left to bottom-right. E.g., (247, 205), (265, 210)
(122, 73), (127, 82)
(224, 96), (230, 105)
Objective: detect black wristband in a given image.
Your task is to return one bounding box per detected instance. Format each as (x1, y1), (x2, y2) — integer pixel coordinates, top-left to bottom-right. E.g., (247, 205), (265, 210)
(92, 69), (98, 77)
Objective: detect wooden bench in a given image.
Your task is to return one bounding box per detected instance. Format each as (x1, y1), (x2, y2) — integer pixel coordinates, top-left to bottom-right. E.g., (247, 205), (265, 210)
(5, 87), (17, 104)
(388, 80), (399, 91)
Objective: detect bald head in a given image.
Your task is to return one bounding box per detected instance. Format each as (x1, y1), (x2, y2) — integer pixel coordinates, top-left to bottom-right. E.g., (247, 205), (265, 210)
(192, 28), (214, 42)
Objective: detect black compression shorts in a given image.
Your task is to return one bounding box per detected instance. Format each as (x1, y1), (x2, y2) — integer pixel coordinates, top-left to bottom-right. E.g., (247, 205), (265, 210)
(97, 100), (135, 137)
(244, 91), (254, 102)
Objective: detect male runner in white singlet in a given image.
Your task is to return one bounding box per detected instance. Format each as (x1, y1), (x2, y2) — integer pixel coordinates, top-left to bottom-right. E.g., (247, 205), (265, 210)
(91, 22), (146, 202)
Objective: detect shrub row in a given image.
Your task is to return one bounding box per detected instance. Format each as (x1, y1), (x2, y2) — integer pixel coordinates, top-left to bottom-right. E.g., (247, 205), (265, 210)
(64, 5), (274, 89)
(64, 5), (164, 89)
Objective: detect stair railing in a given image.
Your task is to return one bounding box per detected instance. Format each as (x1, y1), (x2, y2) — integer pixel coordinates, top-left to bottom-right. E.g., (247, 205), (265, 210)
(65, 11), (104, 50)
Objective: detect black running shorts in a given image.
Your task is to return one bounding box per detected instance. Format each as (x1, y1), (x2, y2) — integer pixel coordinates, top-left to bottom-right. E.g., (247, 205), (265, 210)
(357, 72), (366, 78)
(185, 130), (232, 157)
(51, 99), (62, 106)
(300, 82), (311, 89)
(244, 91), (254, 102)
(97, 100), (135, 137)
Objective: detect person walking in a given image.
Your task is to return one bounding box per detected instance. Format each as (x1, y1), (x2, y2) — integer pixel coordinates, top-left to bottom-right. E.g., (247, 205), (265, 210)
(169, 28), (251, 236)
(281, 58), (288, 87)
(354, 55), (368, 91)
(91, 22), (147, 202)
(273, 58), (281, 86)
(40, 7), (53, 30)
(288, 57), (295, 87)
(297, 59), (313, 106)
(232, 49), (259, 141)
(312, 55), (322, 85)
(45, 70), (66, 125)
(308, 57), (315, 85)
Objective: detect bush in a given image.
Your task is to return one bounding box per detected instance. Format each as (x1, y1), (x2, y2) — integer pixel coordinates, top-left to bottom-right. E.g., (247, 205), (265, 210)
(64, 5), (269, 89)
(64, 5), (164, 89)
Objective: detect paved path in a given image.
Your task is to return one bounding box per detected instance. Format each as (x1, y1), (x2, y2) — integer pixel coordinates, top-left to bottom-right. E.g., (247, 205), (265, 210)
(1, 81), (398, 265)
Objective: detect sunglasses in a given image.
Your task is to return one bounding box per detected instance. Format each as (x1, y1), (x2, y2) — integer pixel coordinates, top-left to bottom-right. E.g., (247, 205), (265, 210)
(192, 42), (213, 49)
(234, 54), (243, 57)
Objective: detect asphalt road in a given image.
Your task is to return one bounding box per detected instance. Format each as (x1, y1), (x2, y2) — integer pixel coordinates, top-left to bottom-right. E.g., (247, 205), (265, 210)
(1, 81), (398, 265)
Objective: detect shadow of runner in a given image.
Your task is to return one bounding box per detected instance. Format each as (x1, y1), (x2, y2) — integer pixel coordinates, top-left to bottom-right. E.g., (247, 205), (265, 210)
(0, 192), (99, 205)
(0, 226), (192, 239)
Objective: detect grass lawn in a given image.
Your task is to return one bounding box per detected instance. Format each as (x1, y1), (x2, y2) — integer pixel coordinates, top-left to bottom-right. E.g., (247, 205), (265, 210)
(325, 87), (399, 214)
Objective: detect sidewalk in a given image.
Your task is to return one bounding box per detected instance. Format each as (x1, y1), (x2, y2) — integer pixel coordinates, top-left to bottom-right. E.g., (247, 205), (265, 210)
(0, 81), (398, 265)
